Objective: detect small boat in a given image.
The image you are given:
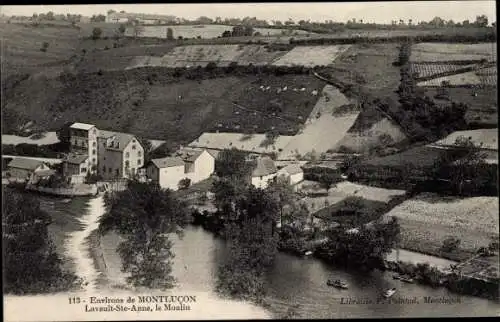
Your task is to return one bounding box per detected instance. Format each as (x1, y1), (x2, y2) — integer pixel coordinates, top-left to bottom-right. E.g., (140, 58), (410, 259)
(327, 279), (348, 289)
(304, 251), (313, 256)
(383, 288), (397, 298)
(400, 276), (414, 284)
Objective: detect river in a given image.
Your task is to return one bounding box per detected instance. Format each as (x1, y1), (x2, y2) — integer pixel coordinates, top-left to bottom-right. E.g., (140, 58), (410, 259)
(33, 196), (500, 319)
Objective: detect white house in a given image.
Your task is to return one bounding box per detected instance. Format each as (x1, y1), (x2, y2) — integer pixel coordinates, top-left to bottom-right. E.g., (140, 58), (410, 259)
(251, 156), (278, 189)
(174, 148), (215, 183)
(146, 157), (186, 191)
(277, 163), (304, 185)
(146, 148), (215, 190)
(69, 122), (99, 173)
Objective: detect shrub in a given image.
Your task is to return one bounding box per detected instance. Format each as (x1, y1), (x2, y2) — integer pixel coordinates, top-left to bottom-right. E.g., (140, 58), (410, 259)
(441, 237), (461, 253)
(178, 178), (191, 190)
(91, 27), (102, 40)
(40, 42), (49, 52)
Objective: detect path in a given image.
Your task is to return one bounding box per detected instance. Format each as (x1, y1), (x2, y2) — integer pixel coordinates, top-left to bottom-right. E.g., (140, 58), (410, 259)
(65, 196), (105, 292)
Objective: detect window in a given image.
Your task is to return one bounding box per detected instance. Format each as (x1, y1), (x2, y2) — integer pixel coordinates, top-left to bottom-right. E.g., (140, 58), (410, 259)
(137, 159), (142, 166)
(125, 152), (130, 158)
(81, 168), (87, 173)
(131, 168), (136, 175)
(108, 167), (112, 173)
(132, 144), (136, 150)
(125, 160), (130, 168)
(138, 151), (142, 157)
(92, 149), (96, 155)
(92, 158), (96, 164)
(115, 169), (119, 176)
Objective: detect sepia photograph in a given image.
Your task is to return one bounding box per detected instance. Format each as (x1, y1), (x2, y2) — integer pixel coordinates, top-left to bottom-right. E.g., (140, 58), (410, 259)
(1, 1), (498, 320)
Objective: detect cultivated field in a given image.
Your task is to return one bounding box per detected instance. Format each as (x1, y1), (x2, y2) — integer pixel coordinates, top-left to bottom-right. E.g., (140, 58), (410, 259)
(132, 24), (312, 39)
(425, 87), (497, 126)
(278, 86), (359, 159)
(410, 62), (479, 79)
(417, 71), (482, 86)
(384, 193), (499, 257)
(328, 43), (402, 99)
(411, 42), (497, 62)
(271, 45), (351, 67)
(428, 128), (498, 150)
(189, 132), (294, 154)
(126, 44), (288, 69)
(330, 181), (406, 203)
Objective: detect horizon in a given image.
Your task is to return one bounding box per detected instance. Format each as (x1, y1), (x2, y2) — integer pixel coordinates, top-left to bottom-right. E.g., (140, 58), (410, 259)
(0, 2), (496, 24)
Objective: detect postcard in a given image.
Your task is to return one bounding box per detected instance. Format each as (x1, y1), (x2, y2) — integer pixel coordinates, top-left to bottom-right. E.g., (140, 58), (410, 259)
(2, 2), (498, 320)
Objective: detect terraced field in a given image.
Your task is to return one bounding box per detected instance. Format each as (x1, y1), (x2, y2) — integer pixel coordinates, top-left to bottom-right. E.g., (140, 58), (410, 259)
(411, 42), (497, 62)
(271, 45), (351, 67)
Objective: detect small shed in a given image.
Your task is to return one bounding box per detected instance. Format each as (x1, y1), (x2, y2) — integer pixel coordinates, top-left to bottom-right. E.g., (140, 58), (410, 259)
(7, 158), (50, 180)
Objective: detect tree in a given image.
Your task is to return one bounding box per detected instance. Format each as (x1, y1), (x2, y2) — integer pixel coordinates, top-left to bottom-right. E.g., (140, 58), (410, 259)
(166, 27), (174, 40)
(216, 186), (279, 299)
(318, 172), (341, 190)
(3, 189), (81, 294)
(107, 9), (116, 15)
(136, 137), (153, 163)
(46, 11), (55, 21)
(475, 14), (488, 27)
(99, 181), (191, 289)
(178, 178), (191, 190)
(215, 148), (251, 179)
(441, 237), (461, 253)
(91, 27), (102, 40)
(118, 24), (126, 35)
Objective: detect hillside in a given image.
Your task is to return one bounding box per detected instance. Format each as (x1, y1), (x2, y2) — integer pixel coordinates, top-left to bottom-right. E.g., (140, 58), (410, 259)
(2, 69), (325, 148)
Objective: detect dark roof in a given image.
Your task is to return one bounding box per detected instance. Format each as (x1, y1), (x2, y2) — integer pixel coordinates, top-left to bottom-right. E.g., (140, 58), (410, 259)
(150, 157), (185, 169)
(7, 158), (44, 171)
(174, 148), (205, 163)
(99, 130), (137, 152)
(64, 153), (88, 165)
(252, 156), (277, 177)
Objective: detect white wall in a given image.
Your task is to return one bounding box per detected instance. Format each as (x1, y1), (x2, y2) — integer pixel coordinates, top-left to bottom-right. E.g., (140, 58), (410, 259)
(186, 150), (215, 184)
(122, 138), (144, 178)
(158, 165), (186, 191)
(289, 172), (304, 185)
(251, 173), (277, 189)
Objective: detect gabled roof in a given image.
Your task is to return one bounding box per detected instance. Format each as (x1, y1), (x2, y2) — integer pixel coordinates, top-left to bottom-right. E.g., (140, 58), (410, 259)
(252, 156), (277, 177)
(99, 130), (137, 152)
(174, 148), (206, 163)
(150, 157), (185, 169)
(279, 163), (303, 175)
(64, 153), (89, 165)
(7, 158), (45, 171)
(70, 122), (95, 130)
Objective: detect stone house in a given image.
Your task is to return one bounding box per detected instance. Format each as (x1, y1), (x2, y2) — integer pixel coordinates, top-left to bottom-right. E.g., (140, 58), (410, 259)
(7, 158), (51, 181)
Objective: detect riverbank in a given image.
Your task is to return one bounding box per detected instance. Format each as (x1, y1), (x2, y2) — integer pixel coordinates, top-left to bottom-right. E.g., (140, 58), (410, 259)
(192, 209), (499, 301)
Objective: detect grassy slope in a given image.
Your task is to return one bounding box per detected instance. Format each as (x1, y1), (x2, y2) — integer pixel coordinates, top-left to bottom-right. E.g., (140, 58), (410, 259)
(3, 69), (324, 148)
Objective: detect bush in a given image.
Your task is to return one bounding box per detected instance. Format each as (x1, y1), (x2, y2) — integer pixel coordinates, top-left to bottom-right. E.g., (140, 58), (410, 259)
(441, 237), (461, 253)
(91, 27), (102, 40)
(178, 178), (191, 190)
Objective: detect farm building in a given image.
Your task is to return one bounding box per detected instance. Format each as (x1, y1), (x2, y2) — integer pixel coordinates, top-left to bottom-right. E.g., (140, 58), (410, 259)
(251, 156), (278, 189)
(6, 158), (51, 181)
(146, 148), (215, 191)
(277, 163), (304, 185)
(63, 153), (89, 184)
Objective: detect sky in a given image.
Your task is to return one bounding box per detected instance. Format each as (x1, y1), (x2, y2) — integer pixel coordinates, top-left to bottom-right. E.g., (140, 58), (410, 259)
(0, 2), (496, 24)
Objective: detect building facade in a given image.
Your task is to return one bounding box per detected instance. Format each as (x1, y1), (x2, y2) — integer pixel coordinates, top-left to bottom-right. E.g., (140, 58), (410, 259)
(69, 123), (99, 173)
(251, 156), (278, 189)
(277, 163), (304, 185)
(7, 158), (50, 181)
(97, 131), (144, 180)
(147, 148), (215, 190)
